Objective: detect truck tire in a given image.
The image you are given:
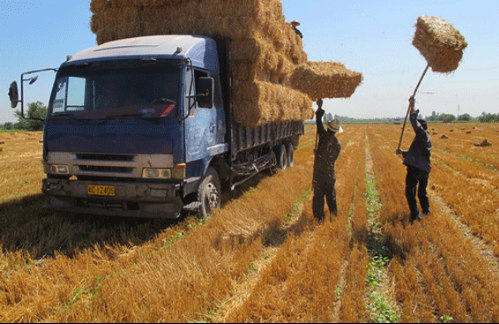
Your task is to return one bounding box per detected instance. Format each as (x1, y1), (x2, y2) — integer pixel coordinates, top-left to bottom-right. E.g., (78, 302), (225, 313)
(286, 142), (294, 168)
(197, 167), (221, 218)
(277, 144), (288, 170)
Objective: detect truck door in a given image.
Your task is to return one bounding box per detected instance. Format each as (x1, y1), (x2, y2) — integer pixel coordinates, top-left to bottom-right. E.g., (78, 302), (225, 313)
(184, 68), (217, 162)
(212, 73), (226, 145)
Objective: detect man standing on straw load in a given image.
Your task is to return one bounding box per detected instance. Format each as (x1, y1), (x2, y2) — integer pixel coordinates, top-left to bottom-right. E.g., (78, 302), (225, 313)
(313, 99), (342, 222)
(290, 21), (303, 39)
(396, 97), (432, 223)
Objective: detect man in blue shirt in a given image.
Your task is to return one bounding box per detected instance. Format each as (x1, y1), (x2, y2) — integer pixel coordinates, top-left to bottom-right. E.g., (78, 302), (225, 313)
(396, 97), (432, 222)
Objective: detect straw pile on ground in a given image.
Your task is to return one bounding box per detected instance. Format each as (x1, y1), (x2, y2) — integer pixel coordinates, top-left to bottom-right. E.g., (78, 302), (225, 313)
(474, 139), (492, 147)
(413, 16), (468, 73)
(89, 0), (361, 126)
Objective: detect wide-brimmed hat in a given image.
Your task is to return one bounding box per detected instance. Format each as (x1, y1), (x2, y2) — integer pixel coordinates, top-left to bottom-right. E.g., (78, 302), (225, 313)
(326, 119), (343, 133)
(290, 20), (300, 26)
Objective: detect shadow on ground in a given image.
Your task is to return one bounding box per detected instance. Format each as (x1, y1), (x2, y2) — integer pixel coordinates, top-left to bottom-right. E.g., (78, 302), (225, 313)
(0, 194), (181, 259)
(0, 172), (274, 260)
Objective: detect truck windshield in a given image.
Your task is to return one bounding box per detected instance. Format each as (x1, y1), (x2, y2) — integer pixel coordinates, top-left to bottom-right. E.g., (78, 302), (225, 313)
(48, 60), (181, 120)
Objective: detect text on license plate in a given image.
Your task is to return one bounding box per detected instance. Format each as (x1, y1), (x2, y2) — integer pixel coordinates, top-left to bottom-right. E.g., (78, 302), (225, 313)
(88, 185), (116, 197)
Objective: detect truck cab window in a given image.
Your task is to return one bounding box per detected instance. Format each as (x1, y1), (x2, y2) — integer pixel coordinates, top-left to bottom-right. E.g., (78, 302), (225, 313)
(185, 68), (209, 114)
(67, 77), (86, 110)
(212, 73), (223, 110)
(52, 77), (68, 114)
(48, 62), (181, 119)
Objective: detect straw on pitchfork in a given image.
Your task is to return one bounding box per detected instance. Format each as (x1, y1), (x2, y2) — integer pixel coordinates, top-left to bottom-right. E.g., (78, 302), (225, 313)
(397, 16), (467, 150)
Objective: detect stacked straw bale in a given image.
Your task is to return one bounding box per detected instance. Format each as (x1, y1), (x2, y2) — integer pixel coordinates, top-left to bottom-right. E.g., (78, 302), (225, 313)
(413, 16), (468, 73)
(89, 0), (361, 126)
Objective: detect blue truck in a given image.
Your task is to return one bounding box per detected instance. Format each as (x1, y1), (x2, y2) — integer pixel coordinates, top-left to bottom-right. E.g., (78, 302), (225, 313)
(9, 35), (304, 218)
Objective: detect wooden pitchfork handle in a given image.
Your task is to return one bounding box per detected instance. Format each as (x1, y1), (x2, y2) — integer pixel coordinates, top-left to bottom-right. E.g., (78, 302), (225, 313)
(397, 64), (430, 150)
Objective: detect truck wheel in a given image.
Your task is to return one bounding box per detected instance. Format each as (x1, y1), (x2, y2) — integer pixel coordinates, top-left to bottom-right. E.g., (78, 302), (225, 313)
(277, 144), (288, 170)
(286, 142), (294, 168)
(197, 167), (221, 218)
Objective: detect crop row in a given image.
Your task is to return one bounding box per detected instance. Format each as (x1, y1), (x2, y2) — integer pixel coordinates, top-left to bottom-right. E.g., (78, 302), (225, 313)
(367, 124), (499, 322)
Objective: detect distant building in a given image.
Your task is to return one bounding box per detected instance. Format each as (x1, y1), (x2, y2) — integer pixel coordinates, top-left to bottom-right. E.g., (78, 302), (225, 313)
(394, 118), (402, 125)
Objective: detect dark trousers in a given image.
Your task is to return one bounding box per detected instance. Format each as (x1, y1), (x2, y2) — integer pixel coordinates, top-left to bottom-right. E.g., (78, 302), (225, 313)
(313, 178), (337, 221)
(405, 165), (430, 218)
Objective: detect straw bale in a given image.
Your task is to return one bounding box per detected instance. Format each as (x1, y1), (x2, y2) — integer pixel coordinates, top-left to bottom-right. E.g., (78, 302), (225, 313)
(413, 16), (468, 73)
(440, 134), (449, 139)
(91, 7), (143, 37)
(88, 0), (321, 125)
(289, 62), (363, 100)
(474, 139), (492, 147)
(90, 0), (307, 62)
(90, 0), (134, 13)
(232, 81), (313, 126)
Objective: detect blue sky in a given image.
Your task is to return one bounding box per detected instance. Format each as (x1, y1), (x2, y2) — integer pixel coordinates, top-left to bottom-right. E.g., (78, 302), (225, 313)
(1, 0), (498, 123)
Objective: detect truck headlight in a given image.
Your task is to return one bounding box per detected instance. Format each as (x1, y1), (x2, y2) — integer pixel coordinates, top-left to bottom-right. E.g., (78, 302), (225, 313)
(142, 168), (171, 179)
(50, 165), (69, 175)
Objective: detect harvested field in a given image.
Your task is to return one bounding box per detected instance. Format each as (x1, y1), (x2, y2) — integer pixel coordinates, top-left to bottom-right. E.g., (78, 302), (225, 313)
(1, 124), (498, 322)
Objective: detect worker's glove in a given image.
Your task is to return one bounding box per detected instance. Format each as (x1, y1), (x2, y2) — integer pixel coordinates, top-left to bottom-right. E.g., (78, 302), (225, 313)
(409, 96), (416, 107)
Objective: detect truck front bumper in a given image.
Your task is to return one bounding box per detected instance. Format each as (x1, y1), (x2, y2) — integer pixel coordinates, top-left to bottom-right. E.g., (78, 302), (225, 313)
(42, 178), (183, 218)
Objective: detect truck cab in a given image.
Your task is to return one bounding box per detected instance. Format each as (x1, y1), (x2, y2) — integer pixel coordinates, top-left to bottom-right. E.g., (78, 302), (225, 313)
(41, 35), (227, 218)
(9, 34), (303, 219)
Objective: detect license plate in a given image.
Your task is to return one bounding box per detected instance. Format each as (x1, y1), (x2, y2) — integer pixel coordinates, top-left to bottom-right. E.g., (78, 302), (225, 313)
(88, 185), (115, 197)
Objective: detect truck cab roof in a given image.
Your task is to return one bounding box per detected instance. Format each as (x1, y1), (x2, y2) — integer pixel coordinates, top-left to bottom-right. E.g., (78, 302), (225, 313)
(62, 35), (220, 71)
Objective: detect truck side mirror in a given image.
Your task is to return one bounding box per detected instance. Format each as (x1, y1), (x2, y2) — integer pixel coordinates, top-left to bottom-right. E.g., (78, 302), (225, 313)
(196, 77), (214, 108)
(8, 81), (19, 108)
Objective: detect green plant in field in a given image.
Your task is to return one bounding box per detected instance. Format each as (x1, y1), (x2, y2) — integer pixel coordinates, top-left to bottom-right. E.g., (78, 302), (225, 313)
(366, 256), (398, 323)
(247, 261), (256, 273)
(365, 173), (383, 230)
(368, 291), (398, 323)
(364, 138), (398, 323)
(285, 189), (312, 223)
(440, 314), (454, 323)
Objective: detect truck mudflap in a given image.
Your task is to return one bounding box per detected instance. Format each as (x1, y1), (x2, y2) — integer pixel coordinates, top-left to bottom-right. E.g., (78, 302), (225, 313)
(42, 178), (183, 218)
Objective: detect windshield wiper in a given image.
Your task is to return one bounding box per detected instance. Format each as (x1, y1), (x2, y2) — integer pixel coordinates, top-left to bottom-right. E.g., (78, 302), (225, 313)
(99, 111), (161, 122)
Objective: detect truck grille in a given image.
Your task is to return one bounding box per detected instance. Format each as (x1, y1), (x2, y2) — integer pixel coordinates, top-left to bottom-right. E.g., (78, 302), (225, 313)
(76, 154), (134, 162)
(78, 165), (134, 174)
(74, 153), (137, 177)
(47, 152), (174, 179)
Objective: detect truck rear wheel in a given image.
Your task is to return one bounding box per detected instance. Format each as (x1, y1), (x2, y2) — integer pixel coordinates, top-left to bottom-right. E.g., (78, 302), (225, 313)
(286, 142), (294, 168)
(277, 144), (288, 170)
(197, 167), (221, 218)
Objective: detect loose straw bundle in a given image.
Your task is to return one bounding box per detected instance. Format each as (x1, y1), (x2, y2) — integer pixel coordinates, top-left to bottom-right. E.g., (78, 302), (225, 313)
(289, 62), (363, 100)
(413, 16), (468, 73)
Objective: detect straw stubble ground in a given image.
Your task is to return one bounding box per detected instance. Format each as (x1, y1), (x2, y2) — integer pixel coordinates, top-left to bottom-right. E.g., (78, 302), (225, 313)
(0, 123), (498, 322)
